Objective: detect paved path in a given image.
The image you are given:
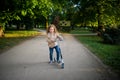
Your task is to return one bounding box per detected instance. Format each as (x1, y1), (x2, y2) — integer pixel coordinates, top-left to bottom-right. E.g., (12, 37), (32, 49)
(0, 31), (119, 80)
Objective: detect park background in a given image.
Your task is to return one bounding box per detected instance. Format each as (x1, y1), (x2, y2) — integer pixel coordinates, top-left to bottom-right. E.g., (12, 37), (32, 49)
(0, 0), (120, 75)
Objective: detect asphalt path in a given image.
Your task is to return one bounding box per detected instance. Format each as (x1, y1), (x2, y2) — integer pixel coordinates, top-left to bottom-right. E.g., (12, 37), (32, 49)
(0, 31), (119, 80)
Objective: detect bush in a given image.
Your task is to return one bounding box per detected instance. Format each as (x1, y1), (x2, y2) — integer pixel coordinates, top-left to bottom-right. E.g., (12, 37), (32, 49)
(60, 26), (71, 32)
(100, 27), (120, 44)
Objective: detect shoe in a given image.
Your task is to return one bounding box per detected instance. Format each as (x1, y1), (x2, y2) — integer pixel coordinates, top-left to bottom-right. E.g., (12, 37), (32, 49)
(49, 61), (53, 64)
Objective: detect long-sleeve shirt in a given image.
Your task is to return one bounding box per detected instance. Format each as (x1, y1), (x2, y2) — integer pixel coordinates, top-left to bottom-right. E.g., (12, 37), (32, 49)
(47, 33), (63, 48)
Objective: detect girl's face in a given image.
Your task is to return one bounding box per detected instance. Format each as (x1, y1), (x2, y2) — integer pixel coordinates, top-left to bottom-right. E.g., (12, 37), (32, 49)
(49, 27), (54, 33)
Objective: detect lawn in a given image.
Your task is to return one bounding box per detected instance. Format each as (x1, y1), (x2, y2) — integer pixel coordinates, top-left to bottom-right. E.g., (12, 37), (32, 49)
(70, 27), (94, 34)
(70, 29), (120, 74)
(0, 30), (41, 53)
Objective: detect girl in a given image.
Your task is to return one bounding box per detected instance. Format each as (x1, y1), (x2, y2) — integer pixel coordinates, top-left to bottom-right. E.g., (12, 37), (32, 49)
(46, 24), (63, 64)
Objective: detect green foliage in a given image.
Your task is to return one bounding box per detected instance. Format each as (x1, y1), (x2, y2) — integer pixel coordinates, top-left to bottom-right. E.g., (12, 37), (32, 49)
(100, 27), (120, 44)
(71, 0), (120, 29)
(35, 0), (53, 18)
(70, 27), (93, 34)
(0, 0), (120, 30)
(21, 10), (27, 16)
(60, 26), (71, 32)
(0, 0), (54, 29)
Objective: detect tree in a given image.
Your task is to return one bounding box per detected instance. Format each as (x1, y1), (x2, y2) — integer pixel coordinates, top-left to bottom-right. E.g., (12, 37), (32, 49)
(34, 0), (53, 28)
(1, 0), (119, 31)
(0, 0), (54, 29)
(50, 0), (76, 30)
(72, 0), (120, 30)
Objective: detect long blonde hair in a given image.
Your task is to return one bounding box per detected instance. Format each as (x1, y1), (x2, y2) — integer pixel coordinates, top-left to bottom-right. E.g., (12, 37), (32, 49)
(46, 24), (58, 34)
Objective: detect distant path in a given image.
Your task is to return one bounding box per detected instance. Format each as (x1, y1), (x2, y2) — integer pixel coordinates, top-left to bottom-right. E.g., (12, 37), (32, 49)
(0, 30), (119, 80)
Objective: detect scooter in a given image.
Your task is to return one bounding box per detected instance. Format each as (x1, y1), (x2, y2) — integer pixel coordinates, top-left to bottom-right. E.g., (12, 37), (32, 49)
(54, 48), (64, 69)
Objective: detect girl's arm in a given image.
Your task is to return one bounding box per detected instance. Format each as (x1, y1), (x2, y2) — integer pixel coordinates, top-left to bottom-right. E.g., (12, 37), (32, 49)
(47, 37), (56, 43)
(57, 33), (63, 41)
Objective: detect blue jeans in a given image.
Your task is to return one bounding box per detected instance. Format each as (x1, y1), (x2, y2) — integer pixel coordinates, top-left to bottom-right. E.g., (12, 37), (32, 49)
(49, 45), (60, 62)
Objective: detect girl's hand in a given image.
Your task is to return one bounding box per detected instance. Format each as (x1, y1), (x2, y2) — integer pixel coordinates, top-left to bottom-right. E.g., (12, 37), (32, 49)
(51, 39), (57, 42)
(57, 34), (63, 41)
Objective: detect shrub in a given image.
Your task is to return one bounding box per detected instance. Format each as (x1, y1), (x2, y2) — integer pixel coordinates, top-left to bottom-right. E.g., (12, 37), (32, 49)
(60, 26), (71, 32)
(100, 27), (120, 44)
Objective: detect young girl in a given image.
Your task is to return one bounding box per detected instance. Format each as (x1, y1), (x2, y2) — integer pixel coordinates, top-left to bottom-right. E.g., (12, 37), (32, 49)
(46, 24), (63, 64)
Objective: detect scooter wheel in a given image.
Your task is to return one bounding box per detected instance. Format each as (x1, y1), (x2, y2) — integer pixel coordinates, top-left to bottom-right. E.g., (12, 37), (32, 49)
(61, 63), (64, 69)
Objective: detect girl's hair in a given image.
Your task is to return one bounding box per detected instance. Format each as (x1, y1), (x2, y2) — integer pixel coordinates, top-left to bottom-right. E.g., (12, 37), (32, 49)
(46, 24), (58, 34)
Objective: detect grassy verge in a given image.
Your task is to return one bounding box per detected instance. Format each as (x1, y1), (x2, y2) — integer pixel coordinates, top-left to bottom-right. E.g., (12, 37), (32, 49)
(0, 30), (41, 53)
(75, 35), (120, 74)
(70, 28), (94, 34)
(70, 28), (120, 74)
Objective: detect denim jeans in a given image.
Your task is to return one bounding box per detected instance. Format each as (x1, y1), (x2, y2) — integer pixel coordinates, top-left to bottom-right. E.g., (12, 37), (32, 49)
(49, 45), (60, 62)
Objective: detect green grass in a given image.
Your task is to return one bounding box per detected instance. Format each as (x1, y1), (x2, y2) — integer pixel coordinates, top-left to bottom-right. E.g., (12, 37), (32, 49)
(4, 30), (40, 37)
(0, 30), (41, 53)
(75, 35), (120, 74)
(70, 28), (120, 74)
(70, 28), (93, 34)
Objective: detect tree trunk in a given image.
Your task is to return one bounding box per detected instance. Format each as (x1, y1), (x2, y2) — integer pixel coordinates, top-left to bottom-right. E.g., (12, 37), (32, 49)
(52, 16), (60, 30)
(0, 26), (4, 37)
(46, 17), (49, 29)
(17, 24), (20, 30)
(97, 5), (104, 31)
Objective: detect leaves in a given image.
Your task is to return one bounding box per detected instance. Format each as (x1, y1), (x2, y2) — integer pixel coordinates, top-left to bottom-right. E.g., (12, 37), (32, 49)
(0, 0), (120, 28)
(21, 10), (27, 16)
(0, 0), (54, 23)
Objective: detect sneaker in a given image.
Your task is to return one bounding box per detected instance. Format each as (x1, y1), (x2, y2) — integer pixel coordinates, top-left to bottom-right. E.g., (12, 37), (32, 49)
(49, 61), (53, 64)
